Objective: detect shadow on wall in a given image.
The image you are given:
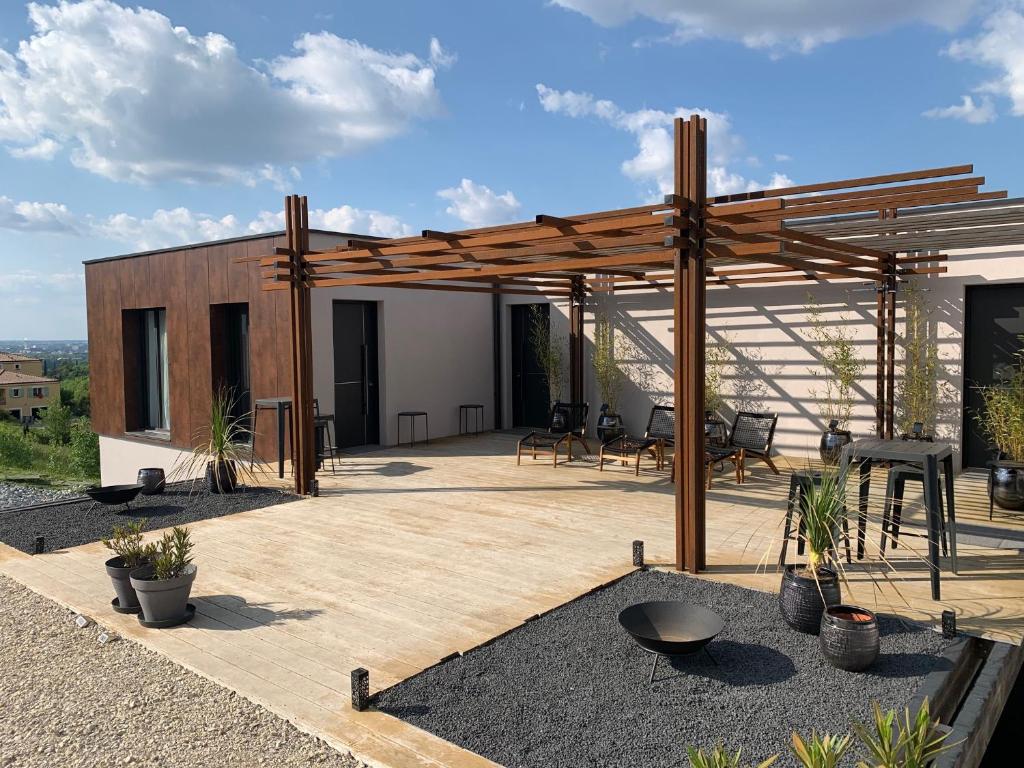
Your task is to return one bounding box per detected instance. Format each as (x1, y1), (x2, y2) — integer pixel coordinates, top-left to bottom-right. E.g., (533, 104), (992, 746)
(575, 270), (968, 458)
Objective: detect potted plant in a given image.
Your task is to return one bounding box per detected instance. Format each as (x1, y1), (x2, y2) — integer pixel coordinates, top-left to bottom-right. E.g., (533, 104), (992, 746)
(896, 283), (939, 440)
(175, 388), (257, 493)
(975, 341), (1024, 511)
(102, 518), (152, 614)
(705, 333), (731, 448)
(819, 604), (880, 671)
(528, 305), (567, 426)
(806, 298), (862, 464)
(779, 470), (844, 634)
(130, 526), (196, 625)
(593, 313), (626, 442)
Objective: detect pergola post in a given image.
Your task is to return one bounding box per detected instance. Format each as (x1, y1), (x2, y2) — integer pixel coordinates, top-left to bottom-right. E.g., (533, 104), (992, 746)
(885, 252), (898, 439)
(673, 115), (707, 573)
(569, 276), (585, 403)
(875, 280), (886, 437)
(285, 194), (317, 495)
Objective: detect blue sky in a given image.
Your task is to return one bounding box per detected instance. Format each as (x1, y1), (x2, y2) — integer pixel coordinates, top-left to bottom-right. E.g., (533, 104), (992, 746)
(1, 0), (1023, 338)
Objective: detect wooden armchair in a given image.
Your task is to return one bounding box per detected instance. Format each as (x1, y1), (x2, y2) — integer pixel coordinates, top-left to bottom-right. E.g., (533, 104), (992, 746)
(516, 402), (591, 467)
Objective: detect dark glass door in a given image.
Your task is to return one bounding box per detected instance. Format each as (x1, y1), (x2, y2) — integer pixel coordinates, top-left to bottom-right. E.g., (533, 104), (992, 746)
(332, 301), (380, 448)
(210, 302), (250, 430)
(963, 284), (1024, 467)
(510, 303), (551, 428)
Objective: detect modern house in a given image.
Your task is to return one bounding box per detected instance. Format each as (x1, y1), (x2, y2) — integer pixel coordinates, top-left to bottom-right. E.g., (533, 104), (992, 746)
(0, 353), (58, 422)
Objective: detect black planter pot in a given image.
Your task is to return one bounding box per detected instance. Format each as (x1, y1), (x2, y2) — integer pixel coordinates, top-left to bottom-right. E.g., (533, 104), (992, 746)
(819, 429), (852, 466)
(105, 555), (144, 613)
(704, 412), (729, 449)
(779, 565), (841, 634)
(206, 459), (237, 494)
(597, 413), (624, 443)
(137, 467), (166, 495)
(130, 563), (197, 625)
(819, 604), (880, 671)
(990, 461), (1024, 511)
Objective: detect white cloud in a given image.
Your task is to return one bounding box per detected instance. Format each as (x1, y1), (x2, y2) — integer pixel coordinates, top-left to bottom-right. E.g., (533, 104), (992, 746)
(437, 179), (521, 227)
(0, 0), (449, 184)
(0, 269), (83, 297)
(536, 84), (790, 196)
(0, 196), (410, 250)
(923, 94), (997, 124)
(9, 137), (59, 160)
(774, 153), (793, 162)
(429, 37), (457, 69)
(551, 0), (979, 54)
(0, 196), (80, 233)
(945, 6), (1024, 117)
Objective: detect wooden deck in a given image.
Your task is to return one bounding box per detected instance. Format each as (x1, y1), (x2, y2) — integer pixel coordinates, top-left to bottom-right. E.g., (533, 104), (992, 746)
(1, 432), (1022, 767)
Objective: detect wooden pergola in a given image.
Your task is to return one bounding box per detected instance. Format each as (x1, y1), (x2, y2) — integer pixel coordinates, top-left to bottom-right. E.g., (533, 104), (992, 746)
(258, 115), (1024, 573)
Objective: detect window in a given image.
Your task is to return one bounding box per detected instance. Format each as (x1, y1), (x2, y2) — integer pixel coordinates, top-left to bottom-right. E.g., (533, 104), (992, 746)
(31, 387), (47, 399)
(210, 303), (250, 430)
(10, 388), (20, 398)
(8, 408), (21, 421)
(0, 388), (5, 403)
(141, 308), (170, 430)
(13, 363), (20, 370)
(31, 406), (46, 420)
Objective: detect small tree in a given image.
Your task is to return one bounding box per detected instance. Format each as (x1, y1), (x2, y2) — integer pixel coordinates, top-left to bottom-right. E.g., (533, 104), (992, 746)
(806, 297), (864, 431)
(897, 283), (939, 436)
(528, 305), (566, 404)
(42, 403), (72, 445)
(593, 313), (625, 414)
(705, 332), (732, 417)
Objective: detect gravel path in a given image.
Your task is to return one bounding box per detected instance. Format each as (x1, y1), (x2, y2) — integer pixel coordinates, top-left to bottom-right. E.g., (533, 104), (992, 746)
(0, 485), (299, 554)
(0, 573), (365, 768)
(0, 482), (77, 511)
(377, 569), (951, 768)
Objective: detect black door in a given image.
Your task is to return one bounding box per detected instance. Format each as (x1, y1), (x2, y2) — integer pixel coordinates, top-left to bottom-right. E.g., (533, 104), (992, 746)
(210, 303), (250, 430)
(963, 284), (1024, 468)
(511, 303), (550, 428)
(332, 301), (380, 448)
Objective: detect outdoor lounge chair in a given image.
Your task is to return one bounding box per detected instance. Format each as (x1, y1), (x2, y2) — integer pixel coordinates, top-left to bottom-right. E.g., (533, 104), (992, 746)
(722, 411), (780, 483)
(516, 402), (591, 467)
(599, 405), (673, 476)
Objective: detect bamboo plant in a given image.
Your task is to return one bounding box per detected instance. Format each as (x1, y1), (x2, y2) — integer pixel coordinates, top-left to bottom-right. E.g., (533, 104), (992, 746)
(974, 339), (1024, 462)
(528, 305), (566, 405)
(896, 283), (939, 437)
(705, 332), (732, 418)
(593, 313), (625, 414)
(806, 297), (864, 431)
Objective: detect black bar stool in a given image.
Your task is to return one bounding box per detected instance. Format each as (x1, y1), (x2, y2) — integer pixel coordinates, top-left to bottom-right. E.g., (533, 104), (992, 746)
(881, 463), (951, 557)
(397, 411), (428, 446)
(459, 404), (484, 436)
(779, 469), (852, 566)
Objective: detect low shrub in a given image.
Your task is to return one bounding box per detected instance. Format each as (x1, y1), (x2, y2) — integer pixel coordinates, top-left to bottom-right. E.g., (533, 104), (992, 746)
(69, 420), (100, 478)
(0, 422), (34, 469)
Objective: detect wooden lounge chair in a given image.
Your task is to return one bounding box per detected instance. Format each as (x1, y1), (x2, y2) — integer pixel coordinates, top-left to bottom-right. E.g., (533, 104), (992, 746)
(599, 405), (673, 476)
(516, 402), (591, 467)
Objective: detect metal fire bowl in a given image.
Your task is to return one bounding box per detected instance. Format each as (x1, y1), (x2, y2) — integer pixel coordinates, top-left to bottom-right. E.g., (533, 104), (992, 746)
(85, 484), (144, 507)
(618, 601), (724, 656)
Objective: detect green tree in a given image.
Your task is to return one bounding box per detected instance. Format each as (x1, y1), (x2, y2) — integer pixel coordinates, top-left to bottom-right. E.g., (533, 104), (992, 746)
(42, 403), (73, 446)
(69, 420), (100, 478)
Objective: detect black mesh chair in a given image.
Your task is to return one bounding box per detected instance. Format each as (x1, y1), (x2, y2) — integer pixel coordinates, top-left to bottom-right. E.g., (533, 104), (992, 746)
(599, 405), (673, 476)
(729, 411), (779, 482)
(516, 402), (591, 467)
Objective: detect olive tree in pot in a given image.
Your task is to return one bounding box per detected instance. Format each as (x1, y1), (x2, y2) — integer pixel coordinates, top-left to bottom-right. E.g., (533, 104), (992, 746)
(102, 519), (152, 614)
(779, 470), (845, 634)
(974, 340), (1024, 511)
(806, 298), (863, 465)
(130, 526), (196, 625)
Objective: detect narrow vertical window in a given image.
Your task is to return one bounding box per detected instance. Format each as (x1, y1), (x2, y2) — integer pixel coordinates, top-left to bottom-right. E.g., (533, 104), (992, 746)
(141, 308), (170, 430)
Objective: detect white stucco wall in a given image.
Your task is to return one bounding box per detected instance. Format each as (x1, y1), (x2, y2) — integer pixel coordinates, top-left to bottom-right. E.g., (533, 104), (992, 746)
(99, 434), (200, 486)
(309, 286), (494, 447)
(501, 246), (1024, 468)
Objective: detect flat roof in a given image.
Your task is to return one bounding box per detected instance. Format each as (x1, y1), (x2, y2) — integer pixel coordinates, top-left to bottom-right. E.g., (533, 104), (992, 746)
(83, 228), (368, 266)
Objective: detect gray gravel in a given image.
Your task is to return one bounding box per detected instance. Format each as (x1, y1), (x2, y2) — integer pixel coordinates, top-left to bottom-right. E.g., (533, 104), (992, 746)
(0, 482), (77, 511)
(0, 485), (299, 554)
(0, 573), (365, 768)
(376, 569), (951, 768)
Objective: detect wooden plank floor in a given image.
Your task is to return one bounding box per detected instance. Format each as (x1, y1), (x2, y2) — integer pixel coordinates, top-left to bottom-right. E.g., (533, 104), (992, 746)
(1, 432), (1022, 768)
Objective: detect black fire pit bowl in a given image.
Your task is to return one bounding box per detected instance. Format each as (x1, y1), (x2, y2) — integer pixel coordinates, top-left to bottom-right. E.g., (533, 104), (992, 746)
(85, 484), (144, 512)
(618, 601), (724, 683)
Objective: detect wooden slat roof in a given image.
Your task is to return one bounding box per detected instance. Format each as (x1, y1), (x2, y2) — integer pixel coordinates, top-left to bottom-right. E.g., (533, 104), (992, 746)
(259, 164), (1024, 295)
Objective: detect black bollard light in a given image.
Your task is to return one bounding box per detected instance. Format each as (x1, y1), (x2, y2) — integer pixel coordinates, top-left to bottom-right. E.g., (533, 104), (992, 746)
(941, 610), (957, 639)
(351, 668), (370, 711)
(33, 535), (45, 555)
(632, 540), (644, 568)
